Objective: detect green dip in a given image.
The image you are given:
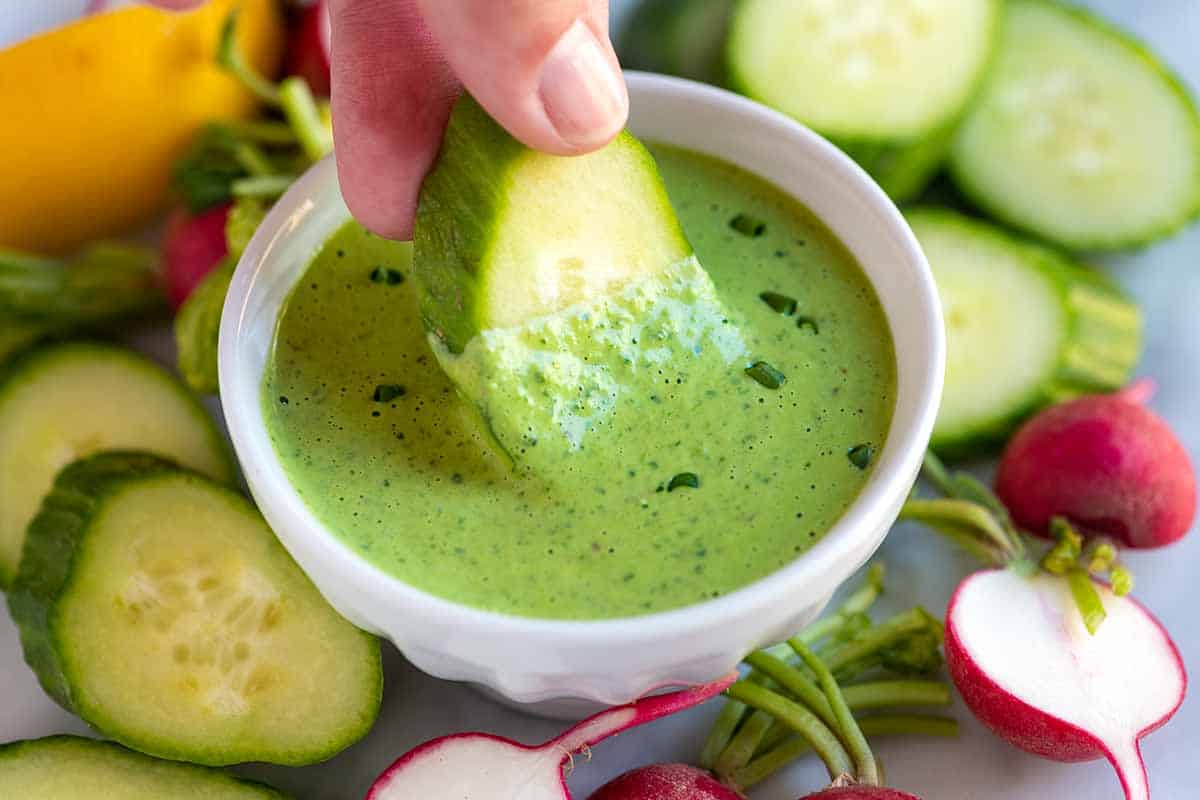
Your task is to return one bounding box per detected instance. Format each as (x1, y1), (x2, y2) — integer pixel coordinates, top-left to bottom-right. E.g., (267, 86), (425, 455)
(263, 145), (896, 619)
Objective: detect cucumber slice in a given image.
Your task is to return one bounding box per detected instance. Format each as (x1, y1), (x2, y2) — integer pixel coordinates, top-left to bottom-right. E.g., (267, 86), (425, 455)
(175, 257), (234, 394)
(909, 209), (1141, 455)
(619, 0), (736, 86)
(0, 342), (234, 588)
(950, 0), (1200, 250)
(7, 453), (382, 766)
(414, 93), (693, 353)
(727, 0), (1000, 200)
(0, 735), (289, 799)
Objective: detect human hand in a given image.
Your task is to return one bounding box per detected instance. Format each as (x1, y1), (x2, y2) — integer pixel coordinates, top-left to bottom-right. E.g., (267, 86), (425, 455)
(150, 1), (628, 239)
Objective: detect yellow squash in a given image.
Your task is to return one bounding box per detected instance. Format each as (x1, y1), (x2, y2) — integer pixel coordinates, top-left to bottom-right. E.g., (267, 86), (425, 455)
(1, 0), (284, 253)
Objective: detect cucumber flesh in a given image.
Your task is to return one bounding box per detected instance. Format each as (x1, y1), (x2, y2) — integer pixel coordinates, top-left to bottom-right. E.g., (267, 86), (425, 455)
(950, 0), (1200, 250)
(0, 735), (289, 799)
(0, 342), (235, 588)
(414, 93), (693, 353)
(909, 209), (1141, 455)
(7, 453), (382, 766)
(727, 0), (998, 199)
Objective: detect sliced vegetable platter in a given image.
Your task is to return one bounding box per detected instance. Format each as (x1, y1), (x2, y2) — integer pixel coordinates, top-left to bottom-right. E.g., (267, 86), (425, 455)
(1, 0), (1198, 799)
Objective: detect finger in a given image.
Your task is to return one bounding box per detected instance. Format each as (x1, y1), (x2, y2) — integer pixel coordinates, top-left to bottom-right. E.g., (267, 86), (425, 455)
(417, 0), (627, 155)
(328, 0), (459, 239)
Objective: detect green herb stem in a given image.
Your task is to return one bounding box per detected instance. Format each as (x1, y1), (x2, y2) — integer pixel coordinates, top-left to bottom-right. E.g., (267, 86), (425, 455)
(725, 680), (853, 782)
(216, 11), (280, 106)
(1067, 568), (1107, 635)
(279, 77), (334, 162)
(231, 174), (297, 199)
(233, 141), (276, 177)
(734, 715), (959, 789)
(790, 639), (879, 786)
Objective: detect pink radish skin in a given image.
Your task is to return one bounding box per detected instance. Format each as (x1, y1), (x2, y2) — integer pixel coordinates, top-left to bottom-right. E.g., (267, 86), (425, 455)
(799, 789), (921, 799)
(368, 675), (736, 800)
(286, 0), (331, 97)
(945, 569), (1186, 800)
(163, 203), (230, 309)
(995, 386), (1197, 549)
(588, 764), (743, 800)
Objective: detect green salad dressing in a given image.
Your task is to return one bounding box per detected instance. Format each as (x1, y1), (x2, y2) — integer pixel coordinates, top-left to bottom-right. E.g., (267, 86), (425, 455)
(263, 145), (896, 619)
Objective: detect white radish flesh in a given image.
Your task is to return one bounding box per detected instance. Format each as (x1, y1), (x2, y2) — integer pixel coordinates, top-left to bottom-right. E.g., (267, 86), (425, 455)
(368, 676), (736, 800)
(946, 569), (1185, 800)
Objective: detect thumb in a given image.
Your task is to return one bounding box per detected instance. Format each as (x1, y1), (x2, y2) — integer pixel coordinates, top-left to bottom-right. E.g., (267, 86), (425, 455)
(417, 0), (627, 155)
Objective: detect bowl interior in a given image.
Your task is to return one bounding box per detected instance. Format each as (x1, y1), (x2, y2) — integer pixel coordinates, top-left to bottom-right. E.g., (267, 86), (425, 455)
(220, 73), (942, 648)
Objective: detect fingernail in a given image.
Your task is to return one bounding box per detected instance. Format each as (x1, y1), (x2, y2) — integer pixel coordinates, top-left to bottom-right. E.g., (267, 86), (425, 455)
(538, 19), (628, 148)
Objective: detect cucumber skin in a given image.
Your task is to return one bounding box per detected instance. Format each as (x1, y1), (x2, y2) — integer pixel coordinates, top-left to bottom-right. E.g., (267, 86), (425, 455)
(912, 209), (1142, 457)
(725, 0), (1005, 202)
(414, 93), (547, 352)
(174, 256), (234, 394)
(6, 452), (383, 766)
(414, 93), (689, 352)
(0, 342), (235, 589)
(949, 0), (1200, 251)
(0, 735), (291, 798)
(7, 453), (187, 712)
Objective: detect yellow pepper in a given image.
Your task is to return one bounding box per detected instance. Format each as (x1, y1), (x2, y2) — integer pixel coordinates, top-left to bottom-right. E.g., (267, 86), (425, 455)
(1, 0), (285, 253)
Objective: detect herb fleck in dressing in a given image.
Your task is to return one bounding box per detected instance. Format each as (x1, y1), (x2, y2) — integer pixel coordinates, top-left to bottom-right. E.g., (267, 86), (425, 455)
(263, 145), (896, 619)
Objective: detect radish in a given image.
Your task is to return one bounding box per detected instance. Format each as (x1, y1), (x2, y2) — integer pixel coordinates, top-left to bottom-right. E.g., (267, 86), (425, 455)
(995, 382), (1197, 549)
(163, 202), (230, 309)
(945, 569), (1185, 800)
(285, 1), (330, 97)
(902, 455), (1187, 800)
(367, 676), (736, 800)
(589, 764), (742, 800)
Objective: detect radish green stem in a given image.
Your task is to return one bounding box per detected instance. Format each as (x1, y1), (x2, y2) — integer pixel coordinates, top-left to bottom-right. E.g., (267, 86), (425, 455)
(734, 715), (959, 789)
(726, 680), (853, 781)
(824, 608), (939, 674)
(755, 680), (952, 753)
(704, 565), (887, 769)
(232, 175), (296, 199)
(216, 11), (280, 106)
(279, 77), (333, 161)
(699, 695), (750, 770)
(1068, 568), (1107, 634)
(223, 119), (297, 145)
(790, 639), (879, 786)
(841, 680), (952, 710)
(744, 651), (836, 729)
(1110, 563), (1134, 596)
(714, 709), (776, 780)
(234, 142), (275, 177)
(899, 498), (1012, 565)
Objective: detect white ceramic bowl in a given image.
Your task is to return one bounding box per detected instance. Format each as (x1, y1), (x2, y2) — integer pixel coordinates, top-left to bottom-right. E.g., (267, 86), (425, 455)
(220, 73), (944, 711)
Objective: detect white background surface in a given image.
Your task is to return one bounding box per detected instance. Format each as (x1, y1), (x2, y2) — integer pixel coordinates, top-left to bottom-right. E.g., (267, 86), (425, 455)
(2, 1), (1198, 798)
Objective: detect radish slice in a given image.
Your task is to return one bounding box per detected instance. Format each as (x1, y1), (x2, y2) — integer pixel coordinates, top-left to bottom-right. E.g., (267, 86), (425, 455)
(368, 676), (736, 800)
(945, 569), (1186, 800)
